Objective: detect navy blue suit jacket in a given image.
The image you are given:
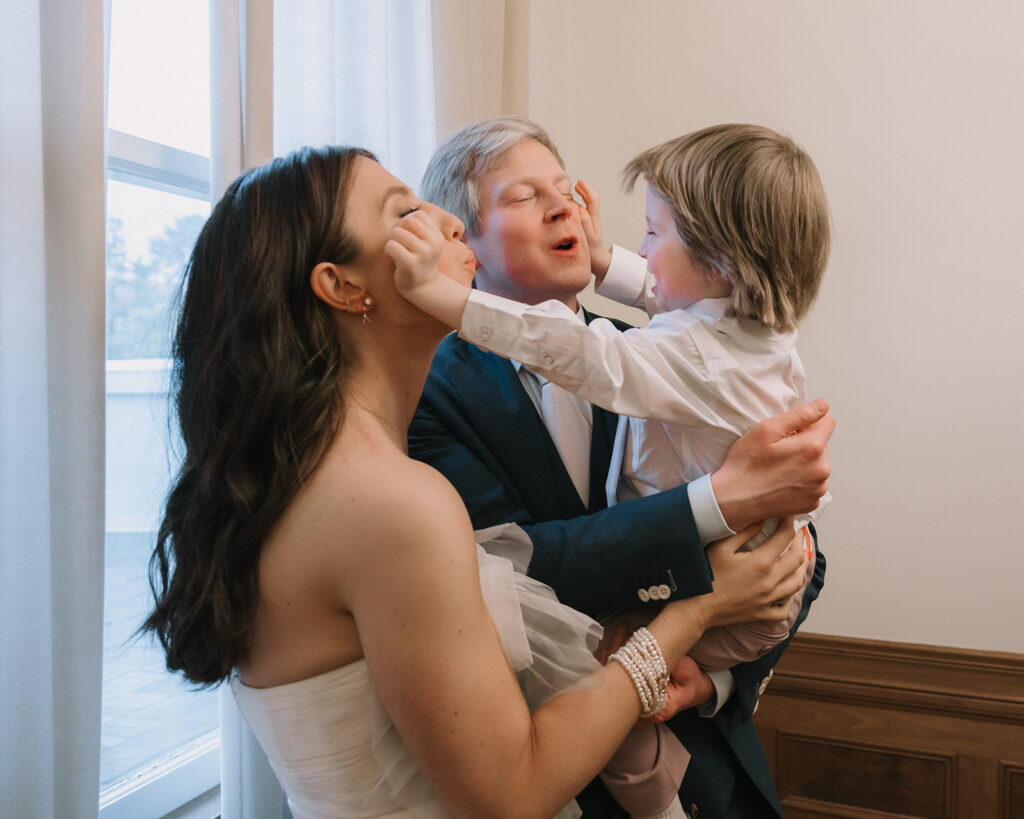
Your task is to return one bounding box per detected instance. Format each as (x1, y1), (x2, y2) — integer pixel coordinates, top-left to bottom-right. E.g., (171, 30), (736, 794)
(409, 310), (826, 818)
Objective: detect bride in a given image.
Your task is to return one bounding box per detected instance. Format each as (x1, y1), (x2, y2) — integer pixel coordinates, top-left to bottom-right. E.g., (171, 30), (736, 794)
(144, 145), (808, 818)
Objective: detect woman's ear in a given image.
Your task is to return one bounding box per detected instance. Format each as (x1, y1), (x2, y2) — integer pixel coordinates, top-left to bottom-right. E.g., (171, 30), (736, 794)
(310, 262), (372, 314)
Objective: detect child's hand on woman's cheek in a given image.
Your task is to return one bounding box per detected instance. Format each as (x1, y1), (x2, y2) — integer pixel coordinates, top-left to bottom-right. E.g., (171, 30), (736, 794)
(387, 211), (444, 296)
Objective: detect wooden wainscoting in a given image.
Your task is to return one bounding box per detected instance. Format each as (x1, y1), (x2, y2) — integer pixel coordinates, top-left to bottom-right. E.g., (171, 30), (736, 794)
(753, 633), (1024, 818)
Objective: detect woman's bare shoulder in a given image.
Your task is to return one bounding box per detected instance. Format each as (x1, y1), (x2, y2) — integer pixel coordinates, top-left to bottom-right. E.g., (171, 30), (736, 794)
(302, 446), (475, 571)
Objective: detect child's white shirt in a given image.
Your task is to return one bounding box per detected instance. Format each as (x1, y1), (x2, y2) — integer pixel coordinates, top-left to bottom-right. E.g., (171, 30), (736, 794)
(458, 244), (829, 525)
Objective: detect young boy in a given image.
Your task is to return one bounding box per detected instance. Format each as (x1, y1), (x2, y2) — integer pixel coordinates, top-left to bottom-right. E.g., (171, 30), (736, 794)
(389, 123), (831, 818)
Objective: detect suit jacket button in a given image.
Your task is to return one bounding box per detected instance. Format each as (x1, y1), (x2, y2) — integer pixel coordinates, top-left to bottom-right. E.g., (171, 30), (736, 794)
(689, 804), (699, 817)
(648, 585), (661, 601)
(637, 587), (651, 603)
(656, 583), (671, 600)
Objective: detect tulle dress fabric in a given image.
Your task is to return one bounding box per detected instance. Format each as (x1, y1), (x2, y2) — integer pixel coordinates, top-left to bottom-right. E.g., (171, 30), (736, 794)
(231, 524), (604, 818)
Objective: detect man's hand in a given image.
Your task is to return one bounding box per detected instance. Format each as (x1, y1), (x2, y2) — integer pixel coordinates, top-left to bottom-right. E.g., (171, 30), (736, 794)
(712, 399), (834, 532)
(575, 180), (612, 282)
(638, 656), (714, 724)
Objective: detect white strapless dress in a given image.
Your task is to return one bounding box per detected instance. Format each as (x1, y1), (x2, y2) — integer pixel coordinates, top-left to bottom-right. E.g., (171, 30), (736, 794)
(231, 525), (604, 819)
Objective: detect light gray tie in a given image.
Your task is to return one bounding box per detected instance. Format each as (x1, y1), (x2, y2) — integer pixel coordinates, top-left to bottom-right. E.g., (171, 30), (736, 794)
(537, 375), (592, 508)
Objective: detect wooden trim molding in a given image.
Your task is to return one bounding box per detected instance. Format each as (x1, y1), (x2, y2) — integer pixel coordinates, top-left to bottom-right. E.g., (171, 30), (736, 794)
(754, 633), (1024, 818)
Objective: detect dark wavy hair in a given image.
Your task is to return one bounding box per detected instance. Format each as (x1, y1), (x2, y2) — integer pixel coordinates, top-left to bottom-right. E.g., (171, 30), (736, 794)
(143, 145), (376, 685)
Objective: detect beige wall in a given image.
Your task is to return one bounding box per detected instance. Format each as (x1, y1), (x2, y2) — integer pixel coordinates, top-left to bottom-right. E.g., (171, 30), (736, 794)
(512, 0), (1024, 653)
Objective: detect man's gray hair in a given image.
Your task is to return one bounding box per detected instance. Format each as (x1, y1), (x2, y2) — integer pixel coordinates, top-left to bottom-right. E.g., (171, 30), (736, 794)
(420, 116), (564, 236)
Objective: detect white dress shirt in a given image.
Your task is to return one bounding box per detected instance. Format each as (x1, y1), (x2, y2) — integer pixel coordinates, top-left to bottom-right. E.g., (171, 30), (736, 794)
(460, 246), (829, 539)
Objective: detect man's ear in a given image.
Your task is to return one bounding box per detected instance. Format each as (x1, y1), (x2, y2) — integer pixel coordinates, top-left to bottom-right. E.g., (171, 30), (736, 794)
(310, 262), (371, 312)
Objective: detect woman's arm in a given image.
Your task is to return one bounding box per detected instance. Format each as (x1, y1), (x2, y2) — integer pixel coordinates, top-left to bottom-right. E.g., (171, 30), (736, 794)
(335, 458), (807, 818)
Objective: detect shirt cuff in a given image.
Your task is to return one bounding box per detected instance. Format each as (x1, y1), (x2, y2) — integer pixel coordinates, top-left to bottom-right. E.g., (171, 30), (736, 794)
(686, 473), (734, 546)
(596, 245), (649, 309)
(697, 669), (736, 717)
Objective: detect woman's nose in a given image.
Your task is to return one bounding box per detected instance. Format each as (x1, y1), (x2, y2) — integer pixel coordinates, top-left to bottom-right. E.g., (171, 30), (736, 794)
(431, 204), (464, 240)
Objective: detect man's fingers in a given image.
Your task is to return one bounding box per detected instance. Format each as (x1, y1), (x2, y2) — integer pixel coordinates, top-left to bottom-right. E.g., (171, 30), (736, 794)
(761, 399), (830, 441)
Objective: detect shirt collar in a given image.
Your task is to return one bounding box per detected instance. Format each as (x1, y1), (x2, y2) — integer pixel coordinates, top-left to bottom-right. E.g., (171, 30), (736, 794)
(686, 297), (731, 322)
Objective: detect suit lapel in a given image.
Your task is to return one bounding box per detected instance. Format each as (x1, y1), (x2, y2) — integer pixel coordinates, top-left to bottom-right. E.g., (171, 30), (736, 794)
(446, 342), (588, 521)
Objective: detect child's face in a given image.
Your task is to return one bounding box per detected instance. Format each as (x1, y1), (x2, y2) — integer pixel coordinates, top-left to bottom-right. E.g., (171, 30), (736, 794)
(639, 185), (731, 312)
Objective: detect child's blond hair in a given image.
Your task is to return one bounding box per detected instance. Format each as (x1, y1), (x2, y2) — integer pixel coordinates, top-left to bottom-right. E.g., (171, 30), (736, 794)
(623, 124), (830, 332)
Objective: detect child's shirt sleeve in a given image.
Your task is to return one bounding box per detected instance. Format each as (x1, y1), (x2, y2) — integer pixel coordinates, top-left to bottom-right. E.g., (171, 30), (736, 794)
(459, 289), (730, 430)
(597, 245), (659, 318)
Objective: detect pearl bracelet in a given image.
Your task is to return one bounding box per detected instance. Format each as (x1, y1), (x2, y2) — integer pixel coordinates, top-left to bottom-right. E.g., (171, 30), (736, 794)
(609, 627), (669, 718)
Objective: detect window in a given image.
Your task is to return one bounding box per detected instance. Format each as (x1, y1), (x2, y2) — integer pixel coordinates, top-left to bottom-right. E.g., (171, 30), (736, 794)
(101, 1), (218, 815)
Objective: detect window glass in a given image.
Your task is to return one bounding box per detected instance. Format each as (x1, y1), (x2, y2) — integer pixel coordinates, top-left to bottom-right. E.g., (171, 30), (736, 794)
(103, 0), (216, 800)
(103, 183), (216, 792)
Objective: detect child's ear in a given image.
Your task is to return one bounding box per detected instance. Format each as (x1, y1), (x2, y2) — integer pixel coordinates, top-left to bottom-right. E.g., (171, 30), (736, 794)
(310, 262), (371, 313)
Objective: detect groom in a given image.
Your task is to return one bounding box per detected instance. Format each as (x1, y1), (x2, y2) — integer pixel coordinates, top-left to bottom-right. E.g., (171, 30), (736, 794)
(409, 116), (832, 818)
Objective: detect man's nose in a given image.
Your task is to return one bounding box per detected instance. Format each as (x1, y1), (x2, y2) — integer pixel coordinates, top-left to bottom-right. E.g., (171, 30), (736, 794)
(543, 190), (573, 222)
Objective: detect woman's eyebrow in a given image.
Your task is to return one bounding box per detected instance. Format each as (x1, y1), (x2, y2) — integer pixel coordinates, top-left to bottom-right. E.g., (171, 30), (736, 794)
(379, 185), (414, 212)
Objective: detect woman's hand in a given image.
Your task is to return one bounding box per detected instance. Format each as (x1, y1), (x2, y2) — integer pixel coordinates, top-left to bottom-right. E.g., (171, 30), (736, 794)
(575, 180), (612, 282)
(700, 519), (809, 629)
(387, 210), (445, 296)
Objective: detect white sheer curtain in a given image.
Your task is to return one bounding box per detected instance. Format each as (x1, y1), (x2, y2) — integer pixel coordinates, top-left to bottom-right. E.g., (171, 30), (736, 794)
(274, 0), (435, 186)
(209, 1), (284, 817)
(0, 0), (107, 816)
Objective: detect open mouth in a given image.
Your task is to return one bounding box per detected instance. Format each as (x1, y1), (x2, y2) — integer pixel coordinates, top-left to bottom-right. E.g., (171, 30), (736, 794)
(551, 237), (578, 252)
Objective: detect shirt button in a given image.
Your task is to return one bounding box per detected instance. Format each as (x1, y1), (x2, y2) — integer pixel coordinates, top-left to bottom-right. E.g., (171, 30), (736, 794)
(541, 352), (554, 367)
(479, 327), (492, 341)
(656, 584), (671, 600)
(637, 588), (651, 603)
